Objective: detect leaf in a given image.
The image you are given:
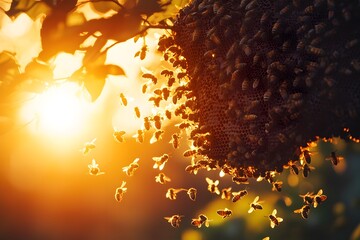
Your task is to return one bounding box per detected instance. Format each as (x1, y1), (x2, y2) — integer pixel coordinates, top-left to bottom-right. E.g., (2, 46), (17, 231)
(89, 1), (121, 15)
(103, 64), (126, 76)
(83, 74), (105, 102)
(7, 0), (51, 20)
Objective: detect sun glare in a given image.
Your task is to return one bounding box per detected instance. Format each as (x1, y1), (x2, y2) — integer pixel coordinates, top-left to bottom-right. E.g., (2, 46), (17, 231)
(21, 82), (90, 138)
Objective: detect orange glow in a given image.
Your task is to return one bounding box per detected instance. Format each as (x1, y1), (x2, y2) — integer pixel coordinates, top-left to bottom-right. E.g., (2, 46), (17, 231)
(20, 82), (91, 138)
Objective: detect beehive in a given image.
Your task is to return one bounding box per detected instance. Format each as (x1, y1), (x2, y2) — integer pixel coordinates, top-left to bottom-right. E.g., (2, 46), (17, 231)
(163, 0), (360, 177)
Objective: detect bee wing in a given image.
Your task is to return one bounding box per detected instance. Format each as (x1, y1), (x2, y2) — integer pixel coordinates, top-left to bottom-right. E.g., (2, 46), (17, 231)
(205, 177), (213, 184)
(293, 208), (302, 213)
(214, 180), (219, 186)
(248, 207), (254, 214)
(254, 196), (259, 203)
(90, 138), (97, 144)
(277, 217), (283, 223)
(272, 209), (277, 215)
(120, 181), (126, 188)
(270, 221), (275, 228)
(317, 189), (323, 195)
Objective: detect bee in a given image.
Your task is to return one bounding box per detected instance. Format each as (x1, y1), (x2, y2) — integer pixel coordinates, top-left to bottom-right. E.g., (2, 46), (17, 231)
(272, 181), (283, 192)
(191, 214), (210, 228)
(294, 205), (310, 219)
(142, 73), (157, 84)
(134, 107), (141, 118)
(169, 133), (180, 149)
(139, 45), (148, 60)
(165, 188), (186, 200)
(148, 96), (161, 107)
(153, 115), (162, 129)
(176, 122), (192, 129)
(162, 87), (170, 100)
(243, 114), (258, 121)
(307, 46), (324, 56)
(248, 196), (263, 213)
(114, 181), (127, 202)
(217, 208), (232, 218)
(313, 189), (327, 208)
(122, 158), (140, 176)
(82, 138), (96, 155)
(221, 187), (232, 200)
(303, 150), (311, 164)
(284, 160), (299, 175)
(185, 164), (201, 175)
(150, 130), (164, 144)
(232, 190), (248, 202)
(206, 177), (220, 195)
(153, 154), (169, 170)
(160, 69), (173, 77)
(242, 78), (249, 91)
(88, 159), (105, 176)
(326, 151), (343, 166)
(119, 93), (128, 106)
(184, 149), (197, 157)
(304, 5), (315, 14)
(263, 89), (272, 101)
(165, 110), (172, 120)
(187, 188), (197, 201)
(252, 78), (260, 89)
(299, 192), (314, 205)
(302, 163), (314, 177)
(113, 130), (126, 143)
(167, 77), (176, 87)
(210, 33), (221, 45)
(268, 209), (283, 228)
(272, 20), (281, 35)
(155, 172), (171, 184)
(164, 215), (183, 228)
(260, 12), (271, 25)
(143, 117), (151, 130)
(142, 83), (148, 93)
(133, 129), (144, 143)
(232, 176), (249, 184)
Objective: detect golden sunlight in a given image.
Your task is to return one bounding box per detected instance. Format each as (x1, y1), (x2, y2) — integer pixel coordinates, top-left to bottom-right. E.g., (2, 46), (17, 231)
(20, 82), (90, 137)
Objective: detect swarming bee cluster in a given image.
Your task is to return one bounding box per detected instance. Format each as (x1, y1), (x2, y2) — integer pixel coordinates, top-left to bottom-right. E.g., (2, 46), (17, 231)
(160, 0), (360, 177)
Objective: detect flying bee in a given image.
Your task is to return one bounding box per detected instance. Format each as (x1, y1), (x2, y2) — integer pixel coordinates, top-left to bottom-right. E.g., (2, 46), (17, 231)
(134, 107), (141, 118)
(119, 93), (128, 106)
(248, 196), (264, 213)
(142, 83), (148, 93)
(232, 190), (248, 202)
(114, 181), (127, 202)
(232, 176), (249, 184)
(206, 177), (220, 195)
(302, 163), (314, 177)
(176, 122), (192, 129)
(326, 151), (344, 166)
(221, 187), (232, 200)
(164, 215), (183, 228)
(303, 150), (311, 164)
(184, 149), (197, 157)
(165, 109), (172, 120)
(162, 87), (170, 100)
(217, 208), (232, 218)
(185, 164), (201, 175)
(165, 188), (186, 200)
(82, 138), (96, 155)
(113, 130), (126, 143)
(122, 158), (140, 176)
(150, 130), (165, 144)
(187, 188), (197, 201)
(143, 117), (151, 130)
(142, 73), (157, 84)
(191, 214), (210, 228)
(153, 154), (169, 170)
(299, 192), (314, 205)
(294, 205), (310, 219)
(169, 133), (180, 149)
(155, 172), (171, 184)
(272, 181), (283, 192)
(148, 96), (161, 107)
(284, 160), (299, 175)
(268, 209), (283, 228)
(133, 129), (144, 143)
(153, 115), (162, 129)
(88, 159), (105, 176)
(313, 189), (327, 208)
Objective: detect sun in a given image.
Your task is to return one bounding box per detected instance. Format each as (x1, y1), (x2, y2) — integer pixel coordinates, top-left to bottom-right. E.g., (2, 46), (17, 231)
(20, 81), (91, 138)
